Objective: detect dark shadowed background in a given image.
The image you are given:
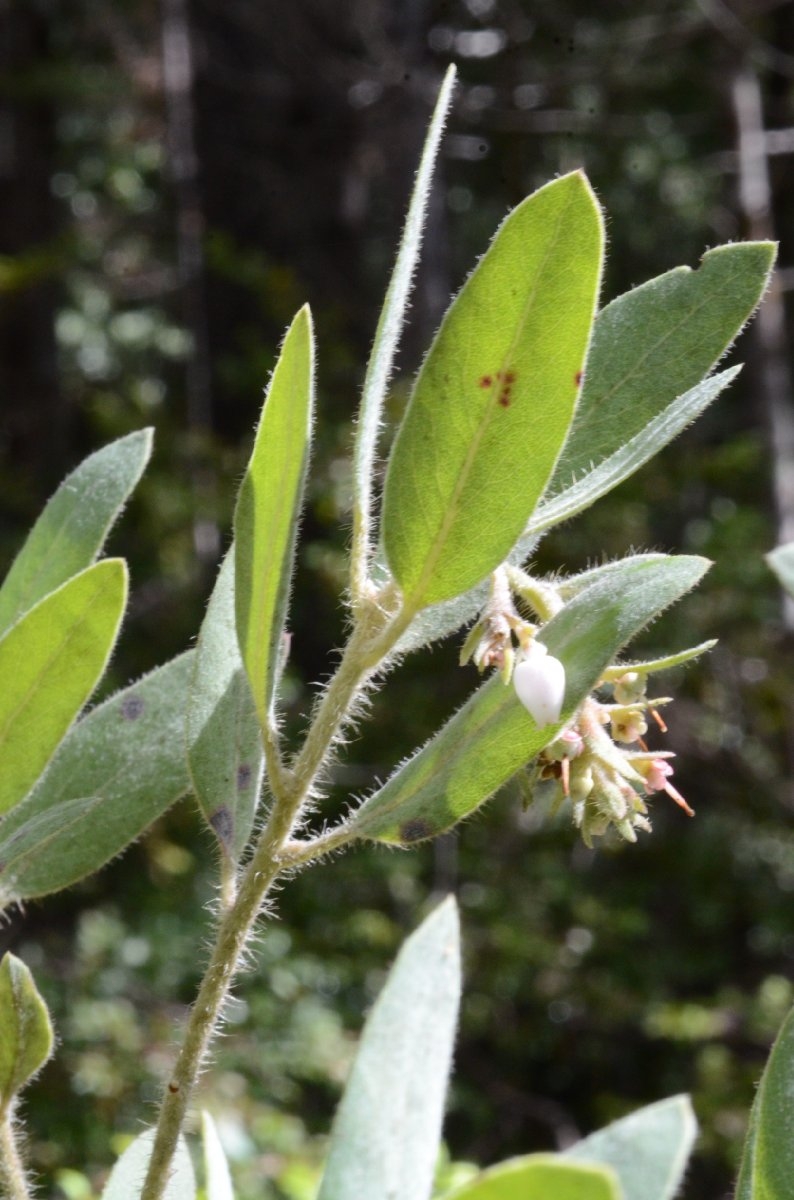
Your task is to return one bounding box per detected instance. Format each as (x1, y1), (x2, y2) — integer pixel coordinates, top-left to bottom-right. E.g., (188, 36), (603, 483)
(2, 2), (794, 1197)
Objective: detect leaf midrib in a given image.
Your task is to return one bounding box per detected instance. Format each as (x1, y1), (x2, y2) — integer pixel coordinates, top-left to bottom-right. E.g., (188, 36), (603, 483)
(406, 186), (578, 609)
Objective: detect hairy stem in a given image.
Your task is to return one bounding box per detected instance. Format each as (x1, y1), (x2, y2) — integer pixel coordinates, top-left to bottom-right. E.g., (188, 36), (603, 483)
(142, 587), (410, 1199)
(0, 1109), (32, 1200)
(141, 845), (282, 1200)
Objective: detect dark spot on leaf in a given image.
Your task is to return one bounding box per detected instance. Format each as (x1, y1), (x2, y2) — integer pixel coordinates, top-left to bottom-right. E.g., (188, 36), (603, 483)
(121, 694), (145, 721)
(209, 805), (234, 847)
(237, 763), (252, 790)
(399, 817), (436, 843)
(168, 1081), (180, 1093)
(575, 370), (583, 386)
(498, 389), (511, 407)
(479, 374), (493, 388)
(503, 370), (516, 385)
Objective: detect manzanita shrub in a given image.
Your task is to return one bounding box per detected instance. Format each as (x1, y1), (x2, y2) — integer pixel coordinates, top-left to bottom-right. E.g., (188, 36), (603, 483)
(0, 65), (785, 1198)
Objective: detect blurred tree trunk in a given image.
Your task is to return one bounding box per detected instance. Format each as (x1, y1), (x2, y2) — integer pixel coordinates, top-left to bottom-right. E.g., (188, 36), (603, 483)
(189, 0), (448, 434)
(0, 0), (65, 490)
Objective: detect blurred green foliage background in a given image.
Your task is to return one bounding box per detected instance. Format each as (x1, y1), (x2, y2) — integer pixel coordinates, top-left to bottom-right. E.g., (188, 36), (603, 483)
(2, 1), (794, 1197)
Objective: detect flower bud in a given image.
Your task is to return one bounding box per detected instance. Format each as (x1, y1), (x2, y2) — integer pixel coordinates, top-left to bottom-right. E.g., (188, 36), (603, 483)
(513, 643), (566, 727)
(613, 671), (646, 704)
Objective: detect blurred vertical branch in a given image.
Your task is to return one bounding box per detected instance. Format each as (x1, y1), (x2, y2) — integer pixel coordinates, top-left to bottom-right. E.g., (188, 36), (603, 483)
(160, 0), (219, 564)
(733, 67), (794, 627)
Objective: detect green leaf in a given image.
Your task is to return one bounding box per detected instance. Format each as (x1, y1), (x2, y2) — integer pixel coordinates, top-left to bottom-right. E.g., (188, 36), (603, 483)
(202, 1111), (235, 1200)
(523, 368), (740, 544)
(0, 652), (194, 906)
(555, 553), (685, 599)
(101, 1130), (195, 1200)
(394, 576), (494, 656)
(0, 952), (54, 1112)
(0, 558), (128, 818)
(766, 542), (794, 600)
(600, 641), (716, 679)
(352, 65), (456, 593)
(735, 1002), (794, 1200)
(549, 241), (775, 496)
(0, 429), (151, 636)
(440, 1155), (621, 1200)
(564, 1095), (697, 1200)
(352, 555), (708, 844)
(393, 366), (733, 659)
(735, 1086), (762, 1200)
(188, 550), (264, 862)
(317, 897), (461, 1200)
(382, 171), (604, 609)
(234, 306), (314, 726)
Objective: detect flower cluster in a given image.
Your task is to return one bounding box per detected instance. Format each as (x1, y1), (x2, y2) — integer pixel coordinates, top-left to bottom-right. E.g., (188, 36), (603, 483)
(462, 566), (696, 846)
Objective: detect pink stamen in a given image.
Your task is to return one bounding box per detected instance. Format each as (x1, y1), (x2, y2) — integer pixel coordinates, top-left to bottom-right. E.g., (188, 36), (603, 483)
(664, 780), (695, 818)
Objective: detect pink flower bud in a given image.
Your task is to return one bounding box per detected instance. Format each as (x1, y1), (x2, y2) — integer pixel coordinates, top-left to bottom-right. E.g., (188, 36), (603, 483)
(644, 758), (674, 792)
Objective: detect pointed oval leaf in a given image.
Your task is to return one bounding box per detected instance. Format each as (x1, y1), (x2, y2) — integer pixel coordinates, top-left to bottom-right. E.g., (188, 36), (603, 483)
(735, 1002), (794, 1200)
(188, 549), (264, 863)
(549, 241), (775, 495)
(0, 652), (194, 906)
(0, 429), (151, 636)
(202, 1111), (235, 1200)
(0, 558), (128, 818)
(0, 952), (54, 1111)
(382, 171), (604, 609)
(352, 66), (456, 592)
(234, 306), (314, 725)
(393, 366), (734, 658)
(317, 897), (461, 1200)
(102, 1130), (195, 1200)
(352, 555), (709, 844)
(0, 796), (103, 903)
(440, 1155), (620, 1200)
(523, 368), (740, 545)
(564, 1095), (697, 1200)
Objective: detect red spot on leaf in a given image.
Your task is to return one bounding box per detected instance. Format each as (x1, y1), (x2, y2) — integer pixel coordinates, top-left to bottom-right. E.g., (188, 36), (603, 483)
(575, 370), (583, 387)
(479, 375), (493, 388)
(503, 370), (517, 385)
(498, 388), (512, 407)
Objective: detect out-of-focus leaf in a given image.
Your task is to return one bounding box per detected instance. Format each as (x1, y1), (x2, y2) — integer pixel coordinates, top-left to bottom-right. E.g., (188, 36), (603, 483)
(439, 1154), (621, 1200)
(0, 952), (54, 1111)
(234, 306), (314, 726)
(0, 559), (127, 818)
(101, 1130), (195, 1200)
(735, 1002), (794, 1200)
(188, 550), (263, 863)
(0, 652), (194, 906)
(766, 542), (794, 600)
(0, 429), (151, 635)
(352, 555), (709, 844)
(564, 1095), (697, 1200)
(382, 171), (603, 609)
(202, 1111), (235, 1200)
(317, 897), (461, 1200)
